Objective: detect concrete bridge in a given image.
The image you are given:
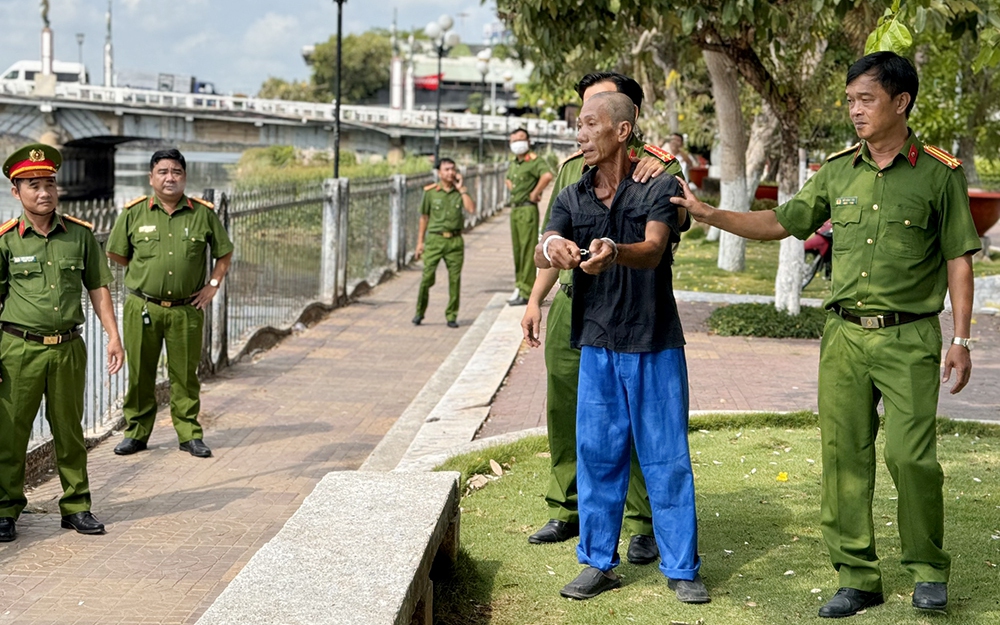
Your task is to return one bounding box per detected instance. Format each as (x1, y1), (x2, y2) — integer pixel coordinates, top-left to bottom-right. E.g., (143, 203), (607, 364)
(0, 82), (575, 198)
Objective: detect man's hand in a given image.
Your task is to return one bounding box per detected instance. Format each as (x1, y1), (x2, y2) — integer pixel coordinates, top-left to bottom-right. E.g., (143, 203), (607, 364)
(546, 237), (583, 270)
(415, 241), (425, 260)
(455, 172), (464, 188)
(670, 176), (715, 222)
(579, 238), (616, 275)
(529, 190), (541, 203)
(192, 284), (219, 310)
(107, 336), (124, 375)
(521, 300), (543, 348)
(632, 156), (667, 183)
(942, 344), (972, 394)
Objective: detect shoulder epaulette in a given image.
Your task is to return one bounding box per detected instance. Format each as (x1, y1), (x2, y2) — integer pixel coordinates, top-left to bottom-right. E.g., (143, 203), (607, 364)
(423, 182), (439, 191)
(0, 218), (18, 237)
(642, 144), (678, 164)
(63, 215), (94, 230)
(826, 143), (860, 162)
(923, 144), (961, 169)
(123, 195), (147, 210)
(191, 196), (215, 210)
(560, 150), (584, 166)
(524, 152), (537, 162)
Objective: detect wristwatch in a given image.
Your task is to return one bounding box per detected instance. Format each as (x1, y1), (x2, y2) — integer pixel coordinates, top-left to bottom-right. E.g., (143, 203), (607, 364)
(952, 337), (972, 351)
(209, 278), (220, 288)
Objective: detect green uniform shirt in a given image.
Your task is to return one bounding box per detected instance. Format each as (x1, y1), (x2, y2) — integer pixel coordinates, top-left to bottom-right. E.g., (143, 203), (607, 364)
(106, 194), (235, 300)
(544, 140), (685, 284)
(0, 214), (113, 334)
(506, 152), (551, 207)
(420, 183), (465, 233)
(774, 132), (981, 315)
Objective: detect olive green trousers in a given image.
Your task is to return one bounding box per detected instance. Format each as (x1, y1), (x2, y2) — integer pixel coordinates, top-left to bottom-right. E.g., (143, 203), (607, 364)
(415, 234), (464, 323)
(510, 205), (539, 299)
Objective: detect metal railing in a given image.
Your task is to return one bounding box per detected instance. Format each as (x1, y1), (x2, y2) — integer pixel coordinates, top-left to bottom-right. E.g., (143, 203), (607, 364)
(26, 163), (509, 447)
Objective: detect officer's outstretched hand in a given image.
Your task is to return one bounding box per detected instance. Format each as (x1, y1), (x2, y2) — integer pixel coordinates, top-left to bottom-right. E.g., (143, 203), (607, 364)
(107, 336), (124, 376)
(670, 177), (715, 223)
(942, 344), (972, 394)
(632, 156), (666, 183)
(521, 300), (542, 348)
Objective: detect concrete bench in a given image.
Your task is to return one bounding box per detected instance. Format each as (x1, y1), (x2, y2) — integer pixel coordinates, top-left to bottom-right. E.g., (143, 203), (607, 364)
(196, 471), (461, 625)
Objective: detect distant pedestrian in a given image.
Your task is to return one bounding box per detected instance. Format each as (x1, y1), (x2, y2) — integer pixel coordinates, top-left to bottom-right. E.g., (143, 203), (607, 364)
(107, 149), (233, 459)
(412, 158), (476, 328)
(0, 143), (124, 541)
(505, 129), (552, 306)
(665, 133), (696, 182)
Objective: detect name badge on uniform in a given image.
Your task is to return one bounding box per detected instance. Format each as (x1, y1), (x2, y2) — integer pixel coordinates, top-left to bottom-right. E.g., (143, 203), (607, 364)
(138, 225), (157, 233)
(835, 197), (858, 206)
(12, 256), (36, 263)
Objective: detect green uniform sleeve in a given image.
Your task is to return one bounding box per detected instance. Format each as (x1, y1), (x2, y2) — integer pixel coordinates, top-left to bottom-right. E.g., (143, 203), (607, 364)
(773, 167), (831, 240)
(0, 240), (8, 299)
(105, 209), (131, 258)
(534, 157), (552, 177)
(84, 229), (114, 290)
(207, 209), (235, 259)
(543, 161), (579, 232)
(420, 190), (432, 216)
(937, 166), (982, 259)
(665, 159), (684, 179)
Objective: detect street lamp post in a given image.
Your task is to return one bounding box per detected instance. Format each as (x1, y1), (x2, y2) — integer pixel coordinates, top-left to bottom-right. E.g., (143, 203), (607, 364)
(333, 0), (346, 179)
(75, 33), (85, 83)
(475, 48), (491, 163)
(502, 72), (514, 136)
(425, 15), (460, 165)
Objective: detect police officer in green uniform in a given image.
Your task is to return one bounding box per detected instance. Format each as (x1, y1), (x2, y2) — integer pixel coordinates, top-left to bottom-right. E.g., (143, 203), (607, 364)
(673, 52), (979, 618)
(0, 143), (124, 541)
(412, 158), (476, 328)
(505, 129), (553, 306)
(107, 149), (234, 459)
(521, 72), (685, 566)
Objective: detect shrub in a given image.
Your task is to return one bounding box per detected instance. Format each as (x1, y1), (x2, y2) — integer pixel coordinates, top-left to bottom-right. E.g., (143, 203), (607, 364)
(708, 303), (827, 339)
(683, 225), (707, 240)
(751, 198), (778, 212)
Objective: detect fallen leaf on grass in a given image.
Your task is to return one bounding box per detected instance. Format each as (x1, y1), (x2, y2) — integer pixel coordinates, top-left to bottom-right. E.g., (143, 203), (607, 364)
(745, 601), (758, 607)
(468, 475), (490, 490)
(811, 588), (822, 594)
(784, 570), (795, 576)
(490, 459), (503, 476)
(536, 452), (551, 458)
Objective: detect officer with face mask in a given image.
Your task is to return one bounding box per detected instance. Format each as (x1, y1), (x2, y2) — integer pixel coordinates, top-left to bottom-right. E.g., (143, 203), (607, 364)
(505, 128), (553, 306)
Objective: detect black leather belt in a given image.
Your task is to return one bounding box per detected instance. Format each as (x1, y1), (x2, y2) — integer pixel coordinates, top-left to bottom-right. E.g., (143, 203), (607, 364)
(430, 230), (462, 239)
(129, 289), (196, 308)
(2, 323), (81, 345)
(559, 283), (574, 299)
(832, 305), (937, 329)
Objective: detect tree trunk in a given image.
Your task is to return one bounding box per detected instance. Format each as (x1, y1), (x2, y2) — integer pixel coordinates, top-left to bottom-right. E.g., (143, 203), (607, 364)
(774, 143), (806, 315)
(745, 101), (780, 199)
(704, 50), (751, 272)
(957, 135), (979, 187)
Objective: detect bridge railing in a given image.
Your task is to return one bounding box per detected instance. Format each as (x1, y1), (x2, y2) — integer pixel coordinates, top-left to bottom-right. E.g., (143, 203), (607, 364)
(27, 163), (509, 449)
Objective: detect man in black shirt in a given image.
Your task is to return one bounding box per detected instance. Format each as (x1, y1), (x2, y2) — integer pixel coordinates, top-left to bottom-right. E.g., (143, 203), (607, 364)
(539, 91), (707, 603)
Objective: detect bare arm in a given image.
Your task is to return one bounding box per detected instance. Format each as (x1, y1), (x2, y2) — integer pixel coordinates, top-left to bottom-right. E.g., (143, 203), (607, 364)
(942, 254), (974, 394)
(580, 221), (672, 275)
(107, 251), (129, 266)
(460, 187), (476, 214)
(529, 172), (554, 204)
(671, 177), (790, 241)
(521, 267), (560, 347)
(415, 214), (430, 260)
(88, 286), (123, 375)
(192, 251), (233, 310)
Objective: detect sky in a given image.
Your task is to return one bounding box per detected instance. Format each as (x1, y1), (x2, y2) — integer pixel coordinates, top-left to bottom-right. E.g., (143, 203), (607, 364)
(0, 0), (499, 95)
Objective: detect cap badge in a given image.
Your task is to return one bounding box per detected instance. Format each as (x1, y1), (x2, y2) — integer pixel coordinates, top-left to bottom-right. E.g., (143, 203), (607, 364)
(28, 149), (45, 162)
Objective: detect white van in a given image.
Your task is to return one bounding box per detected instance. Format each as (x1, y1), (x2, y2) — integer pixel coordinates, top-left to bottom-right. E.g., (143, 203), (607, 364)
(0, 60), (88, 85)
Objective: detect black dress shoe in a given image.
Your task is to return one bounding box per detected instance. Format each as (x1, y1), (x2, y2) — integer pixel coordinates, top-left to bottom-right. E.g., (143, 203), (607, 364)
(668, 575), (711, 604)
(61, 511), (106, 535)
(411, 315), (423, 326)
(179, 439), (213, 458)
(913, 582), (947, 611)
(0, 517), (15, 542)
(560, 566), (621, 600)
(114, 437), (147, 455)
(508, 296), (528, 306)
(446, 320), (459, 328)
(627, 534), (659, 565)
(818, 588), (884, 618)
(528, 519), (579, 544)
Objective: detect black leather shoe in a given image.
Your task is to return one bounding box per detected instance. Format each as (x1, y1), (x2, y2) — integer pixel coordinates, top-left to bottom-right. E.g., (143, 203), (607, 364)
(61, 511), (106, 535)
(114, 437), (147, 455)
(446, 320), (459, 328)
(668, 575), (711, 604)
(0, 517), (15, 542)
(560, 566), (621, 600)
(818, 588), (884, 618)
(627, 534), (659, 565)
(913, 582), (947, 611)
(508, 296), (528, 306)
(528, 519), (579, 544)
(179, 439), (212, 458)
(411, 315), (423, 326)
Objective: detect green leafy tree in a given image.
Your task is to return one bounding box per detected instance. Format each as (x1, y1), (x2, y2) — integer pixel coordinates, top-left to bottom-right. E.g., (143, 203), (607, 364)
(309, 30), (393, 103)
(257, 77), (319, 101)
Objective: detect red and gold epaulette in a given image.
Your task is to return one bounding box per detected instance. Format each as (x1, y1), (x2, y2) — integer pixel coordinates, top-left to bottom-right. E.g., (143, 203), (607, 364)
(923, 144), (961, 169)
(191, 196), (215, 210)
(63, 214), (94, 230)
(642, 144), (677, 164)
(423, 182), (439, 191)
(0, 218), (18, 237)
(826, 143), (860, 162)
(524, 152), (537, 162)
(560, 150), (584, 166)
(123, 195), (147, 210)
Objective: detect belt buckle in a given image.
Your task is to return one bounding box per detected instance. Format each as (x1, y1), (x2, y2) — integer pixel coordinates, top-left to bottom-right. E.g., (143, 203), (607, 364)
(43, 335), (60, 345)
(161, 300), (172, 308)
(860, 315), (883, 329)
(440, 232), (452, 239)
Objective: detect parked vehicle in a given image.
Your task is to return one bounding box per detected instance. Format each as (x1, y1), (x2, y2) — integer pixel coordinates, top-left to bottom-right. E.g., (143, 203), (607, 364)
(0, 60), (87, 85)
(802, 219), (833, 290)
(114, 69), (216, 94)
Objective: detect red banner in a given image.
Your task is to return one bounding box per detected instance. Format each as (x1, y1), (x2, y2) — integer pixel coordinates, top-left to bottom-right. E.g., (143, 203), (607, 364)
(414, 73), (442, 91)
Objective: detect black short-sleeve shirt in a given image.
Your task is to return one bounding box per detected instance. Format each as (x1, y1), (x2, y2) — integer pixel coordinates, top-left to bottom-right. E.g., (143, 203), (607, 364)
(546, 165), (685, 353)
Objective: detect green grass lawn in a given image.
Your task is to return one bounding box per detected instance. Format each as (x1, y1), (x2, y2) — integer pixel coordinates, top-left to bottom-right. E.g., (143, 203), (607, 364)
(435, 414), (1000, 624)
(673, 233), (1000, 297)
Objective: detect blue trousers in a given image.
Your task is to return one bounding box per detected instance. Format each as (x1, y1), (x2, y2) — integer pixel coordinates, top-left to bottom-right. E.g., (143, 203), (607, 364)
(576, 346), (700, 580)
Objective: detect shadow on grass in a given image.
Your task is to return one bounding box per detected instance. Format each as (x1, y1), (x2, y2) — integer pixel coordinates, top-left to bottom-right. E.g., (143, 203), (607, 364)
(434, 549), (500, 625)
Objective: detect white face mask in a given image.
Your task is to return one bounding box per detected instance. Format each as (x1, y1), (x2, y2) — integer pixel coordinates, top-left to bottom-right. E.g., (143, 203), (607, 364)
(509, 140), (530, 156)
